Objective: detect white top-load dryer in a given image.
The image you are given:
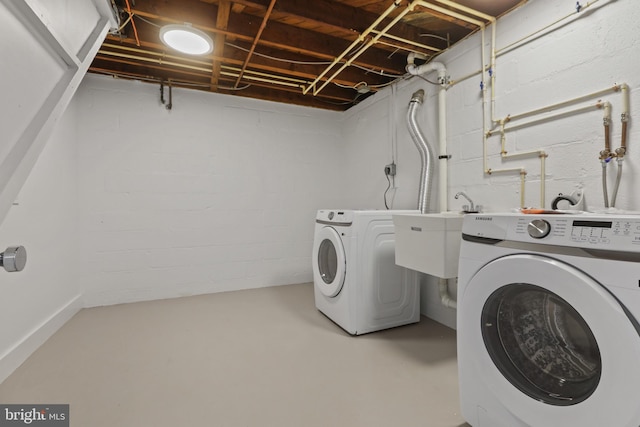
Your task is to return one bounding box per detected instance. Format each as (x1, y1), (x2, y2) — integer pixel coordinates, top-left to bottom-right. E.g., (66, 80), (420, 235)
(312, 209), (420, 335)
(457, 212), (640, 427)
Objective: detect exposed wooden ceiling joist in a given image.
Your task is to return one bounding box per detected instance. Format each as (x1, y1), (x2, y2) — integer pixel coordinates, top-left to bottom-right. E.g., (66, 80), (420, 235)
(90, 0), (526, 111)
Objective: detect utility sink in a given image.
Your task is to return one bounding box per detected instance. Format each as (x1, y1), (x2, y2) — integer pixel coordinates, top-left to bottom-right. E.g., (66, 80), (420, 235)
(392, 212), (464, 278)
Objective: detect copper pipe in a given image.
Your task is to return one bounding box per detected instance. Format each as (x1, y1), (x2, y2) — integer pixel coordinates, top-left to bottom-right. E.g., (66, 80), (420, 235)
(124, 0), (140, 47)
(602, 123), (611, 158)
(619, 121), (628, 157)
(602, 101), (612, 158)
(615, 83), (629, 158)
(235, 0), (277, 88)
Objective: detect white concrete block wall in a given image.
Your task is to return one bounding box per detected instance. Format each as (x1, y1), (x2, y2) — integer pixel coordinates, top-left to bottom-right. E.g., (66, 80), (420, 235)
(0, 97), (80, 383)
(344, 0), (640, 328)
(76, 75), (344, 306)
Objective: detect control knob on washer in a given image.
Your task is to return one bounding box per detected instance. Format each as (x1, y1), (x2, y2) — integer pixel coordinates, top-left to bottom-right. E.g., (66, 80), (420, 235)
(528, 219), (551, 239)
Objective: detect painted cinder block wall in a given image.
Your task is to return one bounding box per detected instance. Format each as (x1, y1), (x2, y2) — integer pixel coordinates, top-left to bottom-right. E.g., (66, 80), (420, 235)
(342, 0), (640, 328)
(76, 75), (344, 307)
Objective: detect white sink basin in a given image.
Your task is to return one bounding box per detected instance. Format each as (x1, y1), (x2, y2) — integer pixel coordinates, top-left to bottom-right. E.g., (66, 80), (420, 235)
(392, 212), (464, 278)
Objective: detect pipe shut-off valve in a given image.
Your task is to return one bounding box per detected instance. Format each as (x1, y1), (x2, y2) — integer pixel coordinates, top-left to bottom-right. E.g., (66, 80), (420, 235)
(0, 246), (27, 272)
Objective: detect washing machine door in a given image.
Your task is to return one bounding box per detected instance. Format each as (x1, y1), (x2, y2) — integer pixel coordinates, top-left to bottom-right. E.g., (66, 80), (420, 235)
(313, 226), (346, 297)
(461, 253), (640, 426)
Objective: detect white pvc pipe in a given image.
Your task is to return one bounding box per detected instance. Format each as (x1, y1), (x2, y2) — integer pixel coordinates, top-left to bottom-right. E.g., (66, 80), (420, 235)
(302, 0), (401, 95)
(438, 278), (457, 309)
(504, 86), (620, 123)
(621, 83), (630, 117)
(497, 0), (601, 56)
(406, 59), (449, 212)
(438, 78), (447, 212)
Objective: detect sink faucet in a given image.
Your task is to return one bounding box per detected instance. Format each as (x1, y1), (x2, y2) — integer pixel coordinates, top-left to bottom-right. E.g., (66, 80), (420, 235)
(455, 191), (480, 213)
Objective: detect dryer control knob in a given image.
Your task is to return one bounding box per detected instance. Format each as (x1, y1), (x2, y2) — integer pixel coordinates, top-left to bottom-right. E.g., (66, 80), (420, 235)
(528, 219), (551, 239)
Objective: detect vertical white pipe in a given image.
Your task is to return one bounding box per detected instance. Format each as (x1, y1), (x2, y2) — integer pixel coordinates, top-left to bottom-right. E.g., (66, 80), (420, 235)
(490, 23), (497, 125)
(438, 82), (447, 212)
(540, 153), (546, 208)
(520, 171), (526, 208)
(621, 83), (630, 115)
(438, 278), (457, 309)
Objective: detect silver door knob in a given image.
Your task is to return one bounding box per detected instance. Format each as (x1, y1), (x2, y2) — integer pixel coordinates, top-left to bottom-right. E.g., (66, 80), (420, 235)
(0, 246), (27, 272)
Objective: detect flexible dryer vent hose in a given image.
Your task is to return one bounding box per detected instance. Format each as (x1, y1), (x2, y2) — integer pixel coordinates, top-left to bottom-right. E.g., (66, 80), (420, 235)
(407, 89), (434, 214)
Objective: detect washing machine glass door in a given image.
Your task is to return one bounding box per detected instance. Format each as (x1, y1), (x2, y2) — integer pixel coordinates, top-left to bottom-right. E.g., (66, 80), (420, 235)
(482, 283), (600, 406)
(314, 226), (346, 297)
(462, 253), (640, 425)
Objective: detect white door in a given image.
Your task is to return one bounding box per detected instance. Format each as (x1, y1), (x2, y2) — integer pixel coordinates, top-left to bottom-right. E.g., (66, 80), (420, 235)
(460, 254), (640, 426)
(312, 226), (346, 297)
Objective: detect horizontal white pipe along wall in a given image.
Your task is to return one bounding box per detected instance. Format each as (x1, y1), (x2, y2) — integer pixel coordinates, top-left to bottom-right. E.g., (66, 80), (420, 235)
(343, 0), (640, 328)
(76, 75), (345, 306)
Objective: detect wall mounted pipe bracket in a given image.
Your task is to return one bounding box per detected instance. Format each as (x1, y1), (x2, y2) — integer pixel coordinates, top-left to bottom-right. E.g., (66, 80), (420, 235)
(0, 246), (27, 272)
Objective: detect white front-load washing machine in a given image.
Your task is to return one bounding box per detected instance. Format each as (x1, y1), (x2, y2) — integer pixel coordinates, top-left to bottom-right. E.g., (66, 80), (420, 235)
(457, 213), (640, 427)
(312, 209), (420, 335)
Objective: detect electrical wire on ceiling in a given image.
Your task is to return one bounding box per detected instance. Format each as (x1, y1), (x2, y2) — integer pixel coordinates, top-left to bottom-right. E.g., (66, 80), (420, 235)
(315, 90), (370, 106)
(351, 64), (404, 78)
(131, 14), (160, 28)
(127, 13), (406, 81)
(90, 69), (252, 91)
(111, 13), (132, 33)
(225, 42), (333, 66)
(333, 76), (406, 93)
(419, 33), (450, 44)
(415, 73), (441, 86)
(103, 7), (408, 105)
(226, 42), (404, 78)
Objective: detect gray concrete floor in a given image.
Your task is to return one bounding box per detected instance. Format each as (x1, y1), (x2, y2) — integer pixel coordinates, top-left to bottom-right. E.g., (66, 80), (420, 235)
(0, 283), (469, 427)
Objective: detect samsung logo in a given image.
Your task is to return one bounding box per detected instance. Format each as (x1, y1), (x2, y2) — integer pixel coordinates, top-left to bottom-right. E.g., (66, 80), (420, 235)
(475, 217), (493, 221)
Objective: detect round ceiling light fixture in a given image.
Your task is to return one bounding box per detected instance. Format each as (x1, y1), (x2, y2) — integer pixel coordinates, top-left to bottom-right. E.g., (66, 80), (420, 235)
(159, 24), (213, 55)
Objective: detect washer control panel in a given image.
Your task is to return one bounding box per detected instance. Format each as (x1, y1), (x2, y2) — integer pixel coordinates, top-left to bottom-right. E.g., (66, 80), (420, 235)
(461, 213), (640, 251)
(510, 215), (640, 250)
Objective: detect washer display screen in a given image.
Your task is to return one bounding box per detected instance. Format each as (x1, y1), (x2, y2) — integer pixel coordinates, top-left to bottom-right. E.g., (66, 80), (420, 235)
(482, 284), (601, 406)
